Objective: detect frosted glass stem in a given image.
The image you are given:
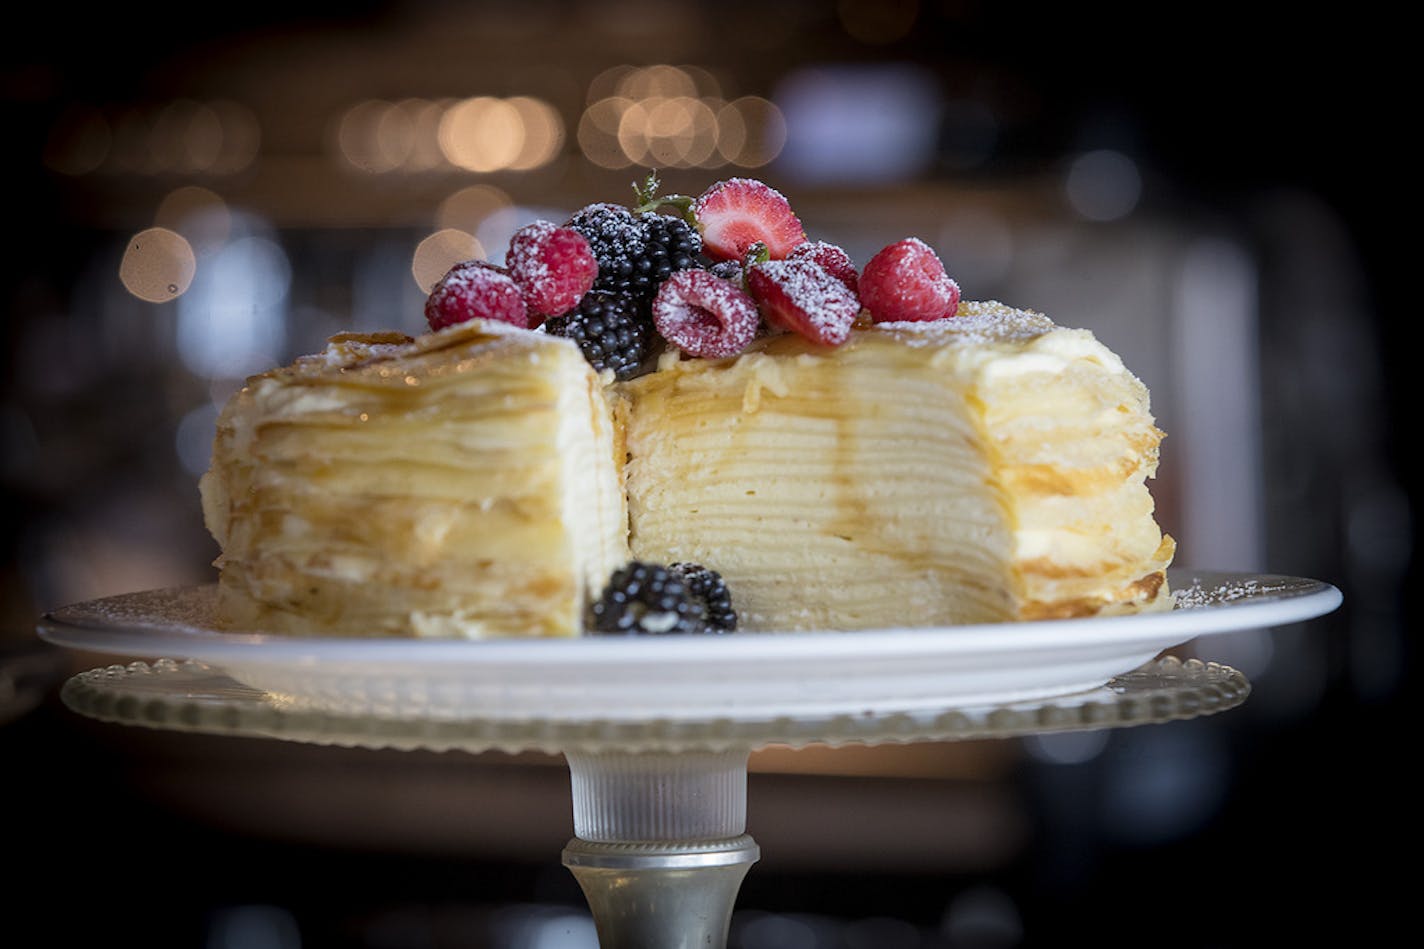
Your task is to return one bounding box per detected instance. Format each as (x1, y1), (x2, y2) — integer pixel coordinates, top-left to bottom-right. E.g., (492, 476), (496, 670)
(561, 748), (759, 949)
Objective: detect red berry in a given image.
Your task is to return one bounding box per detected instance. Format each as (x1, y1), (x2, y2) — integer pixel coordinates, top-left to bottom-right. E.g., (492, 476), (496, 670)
(506, 221), (598, 323)
(425, 260), (530, 331)
(788, 240), (858, 297)
(859, 238), (961, 323)
(745, 258), (860, 347)
(693, 178), (807, 262)
(652, 269), (760, 359)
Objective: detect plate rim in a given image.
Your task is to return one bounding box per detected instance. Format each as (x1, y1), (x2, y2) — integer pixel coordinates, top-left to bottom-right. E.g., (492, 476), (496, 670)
(36, 569), (1342, 669)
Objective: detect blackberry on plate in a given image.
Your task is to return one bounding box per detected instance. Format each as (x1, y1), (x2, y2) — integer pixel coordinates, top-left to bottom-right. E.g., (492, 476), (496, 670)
(588, 561), (706, 636)
(669, 561), (737, 632)
(544, 290), (651, 380)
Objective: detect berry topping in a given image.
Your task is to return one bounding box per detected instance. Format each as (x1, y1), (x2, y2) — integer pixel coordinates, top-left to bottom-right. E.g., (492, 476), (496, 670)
(789, 240), (858, 297)
(424, 260), (530, 331)
(566, 201), (704, 318)
(544, 290), (651, 380)
(505, 221), (597, 323)
(588, 561), (731, 635)
(859, 238), (961, 323)
(745, 257), (861, 347)
(668, 562), (737, 633)
(708, 259), (744, 284)
(652, 269), (760, 359)
(693, 178), (807, 262)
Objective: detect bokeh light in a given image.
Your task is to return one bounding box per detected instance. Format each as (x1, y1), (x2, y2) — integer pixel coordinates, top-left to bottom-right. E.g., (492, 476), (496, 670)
(1064, 149), (1143, 221)
(577, 65), (784, 170)
(154, 185), (232, 258)
(435, 184), (513, 234)
(118, 227), (196, 303)
(45, 99), (258, 177)
(176, 234), (290, 378)
(774, 65), (937, 182)
(412, 229), (485, 293)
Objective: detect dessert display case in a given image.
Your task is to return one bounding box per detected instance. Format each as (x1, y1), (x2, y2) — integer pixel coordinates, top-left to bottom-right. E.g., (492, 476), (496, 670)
(39, 569), (1340, 949)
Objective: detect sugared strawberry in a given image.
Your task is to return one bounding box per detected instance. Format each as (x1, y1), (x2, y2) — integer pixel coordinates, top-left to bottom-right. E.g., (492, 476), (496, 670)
(425, 260), (530, 331)
(859, 238), (960, 323)
(505, 221), (598, 323)
(693, 178), (806, 262)
(652, 269), (760, 359)
(788, 240), (858, 297)
(745, 258), (860, 347)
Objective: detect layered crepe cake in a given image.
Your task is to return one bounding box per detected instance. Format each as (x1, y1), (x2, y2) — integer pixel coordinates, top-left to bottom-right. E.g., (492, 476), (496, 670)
(200, 304), (1172, 637)
(622, 301), (1174, 632)
(200, 322), (628, 637)
(199, 178), (1173, 638)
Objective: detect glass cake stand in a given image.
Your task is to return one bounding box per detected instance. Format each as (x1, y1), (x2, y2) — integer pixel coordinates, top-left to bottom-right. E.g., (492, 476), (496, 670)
(38, 570), (1341, 949)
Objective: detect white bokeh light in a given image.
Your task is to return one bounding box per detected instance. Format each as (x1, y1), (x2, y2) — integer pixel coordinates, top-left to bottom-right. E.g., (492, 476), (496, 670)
(177, 233), (290, 378)
(1064, 149), (1143, 221)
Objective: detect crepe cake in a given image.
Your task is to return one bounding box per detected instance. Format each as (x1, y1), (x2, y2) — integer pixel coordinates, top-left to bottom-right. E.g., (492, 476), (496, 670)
(199, 175), (1174, 638)
(622, 301), (1175, 631)
(199, 321), (628, 638)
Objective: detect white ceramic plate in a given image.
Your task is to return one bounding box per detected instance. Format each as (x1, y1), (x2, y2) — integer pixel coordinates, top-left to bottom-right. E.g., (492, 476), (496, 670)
(37, 570), (1340, 722)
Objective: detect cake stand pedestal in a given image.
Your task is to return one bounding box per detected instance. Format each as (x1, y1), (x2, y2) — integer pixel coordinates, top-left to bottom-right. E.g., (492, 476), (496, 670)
(55, 655), (1252, 949)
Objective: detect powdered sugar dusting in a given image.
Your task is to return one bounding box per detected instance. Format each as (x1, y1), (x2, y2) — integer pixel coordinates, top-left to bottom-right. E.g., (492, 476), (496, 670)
(425, 261), (530, 330)
(653, 270), (759, 358)
(1171, 574), (1306, 609)
(506, 221), (597, 319)
(860, 237), (961, 322)
(788, 240), (859, 294)
(748, 257), (859, 345)
(874, 300), (1056, 347)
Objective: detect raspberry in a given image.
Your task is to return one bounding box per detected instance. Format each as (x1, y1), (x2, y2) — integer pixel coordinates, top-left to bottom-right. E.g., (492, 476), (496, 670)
(859, 238), (961, 323)
(745, 257), (860, 347)
(789, 240), (858, 297)
(652, 269), (760, 359)
(693, 178), (806, 262)
(505, 221), (597, 323)
(424, 260), (530, 331)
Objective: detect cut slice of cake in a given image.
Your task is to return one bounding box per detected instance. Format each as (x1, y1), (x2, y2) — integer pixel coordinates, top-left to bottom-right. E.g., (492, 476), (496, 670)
(620, 301), (1175, 631)
(199, 320), (629, 638)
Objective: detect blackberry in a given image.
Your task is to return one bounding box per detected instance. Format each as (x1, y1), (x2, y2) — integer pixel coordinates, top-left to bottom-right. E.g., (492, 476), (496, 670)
(544, 290), (650, 380)
(642, 213), (704, 289)
(566, 204), (704, 316)
(587, 561), (707, 636)
(669, 562), (737, 632)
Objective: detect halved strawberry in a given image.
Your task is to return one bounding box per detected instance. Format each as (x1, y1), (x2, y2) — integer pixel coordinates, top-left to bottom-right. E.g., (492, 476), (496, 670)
(789, 240), (858, 297)
(693, 178), (807, 262)
(745, 257), (860, 347)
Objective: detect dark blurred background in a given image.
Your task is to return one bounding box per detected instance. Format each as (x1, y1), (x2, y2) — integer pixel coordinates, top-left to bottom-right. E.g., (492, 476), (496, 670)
(3, 2), (1412, 947)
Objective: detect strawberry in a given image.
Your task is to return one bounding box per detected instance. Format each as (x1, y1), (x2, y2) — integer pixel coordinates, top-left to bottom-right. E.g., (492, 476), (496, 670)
(693, 178), (807, 262)
(858, 238), (961, 323)
(505, 221), (598, 324)
(652, 269), (760, 358)
(745, 257), (860, 347)
(424, 260), (530, 331)
(788, 240), (858, 297)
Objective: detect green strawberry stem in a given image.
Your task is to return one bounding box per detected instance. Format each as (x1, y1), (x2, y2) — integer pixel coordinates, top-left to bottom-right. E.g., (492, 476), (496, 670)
(632, 172), (699, 228)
